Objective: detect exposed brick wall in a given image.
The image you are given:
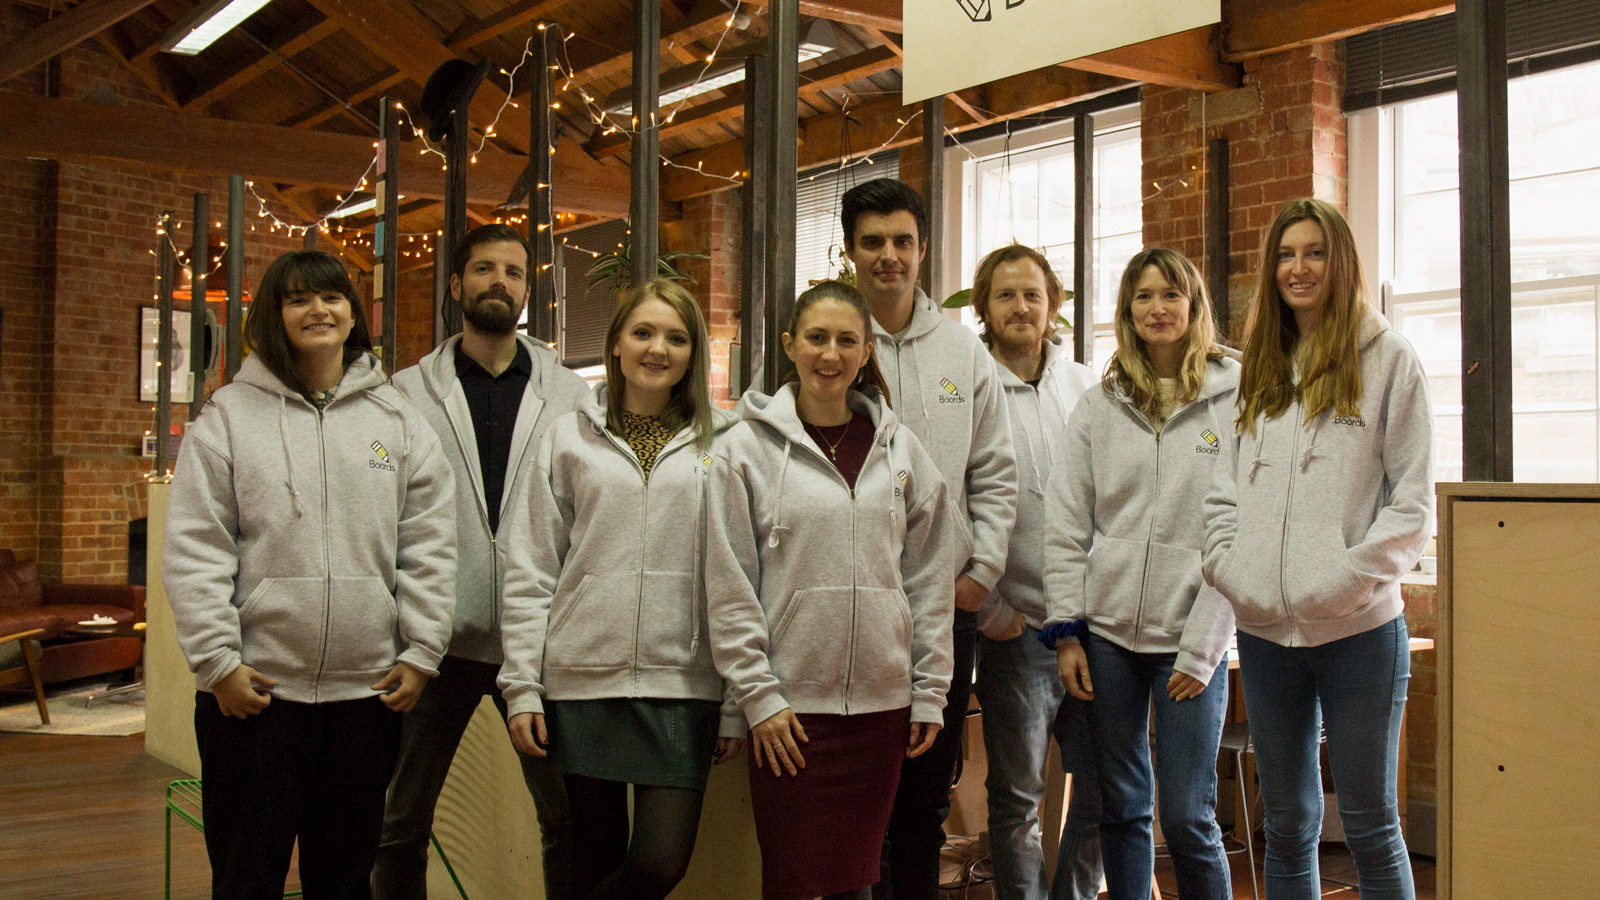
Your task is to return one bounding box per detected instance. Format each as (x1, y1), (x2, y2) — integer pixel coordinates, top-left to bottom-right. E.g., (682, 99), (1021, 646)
(1142, 43), (1347, 340)
(665, 191), (741, 408)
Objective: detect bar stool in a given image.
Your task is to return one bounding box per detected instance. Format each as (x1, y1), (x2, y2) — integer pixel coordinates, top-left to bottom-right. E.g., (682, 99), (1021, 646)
(1218, 721), (1261, 900)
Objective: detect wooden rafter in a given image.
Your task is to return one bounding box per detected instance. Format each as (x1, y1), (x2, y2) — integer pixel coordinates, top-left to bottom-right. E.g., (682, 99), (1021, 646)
(584, 45), (899, 158)
(443, 0), (566, 53)
(744, 0), (902, 31)
(280, 70), (405, 129)
(661, 66), (1128, 201)
(0, 0), (159, 83)
(94, 32), (183, 108)
(562, 0), (738, 88)
(1062, 25), (1239, 92)
(1223, 0), (1454, 60)
(260, 183), (375, 271)
(180, 18), (340, 112)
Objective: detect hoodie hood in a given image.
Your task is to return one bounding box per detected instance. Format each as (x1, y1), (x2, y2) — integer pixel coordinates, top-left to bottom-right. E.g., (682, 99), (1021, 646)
(233, 350), (389, 400)
(1104, 350), (1241, 410)
(735, 382), (896, 445)
(866, 286), (948, 342)
(578, 380), (739, 439)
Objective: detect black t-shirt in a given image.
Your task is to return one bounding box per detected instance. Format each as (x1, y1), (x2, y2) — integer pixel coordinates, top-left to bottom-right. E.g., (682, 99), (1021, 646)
(803, 413), (873, 491)
(455, 342), (532, 533)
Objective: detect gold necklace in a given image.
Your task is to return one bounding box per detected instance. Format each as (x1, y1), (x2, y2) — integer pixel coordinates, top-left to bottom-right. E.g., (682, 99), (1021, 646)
(810, 416), (853, 458)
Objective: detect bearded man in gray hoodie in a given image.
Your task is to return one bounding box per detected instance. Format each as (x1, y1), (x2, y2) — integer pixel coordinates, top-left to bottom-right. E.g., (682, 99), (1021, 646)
(374, 225), (589, 900)
(842, 178), (1019, 900)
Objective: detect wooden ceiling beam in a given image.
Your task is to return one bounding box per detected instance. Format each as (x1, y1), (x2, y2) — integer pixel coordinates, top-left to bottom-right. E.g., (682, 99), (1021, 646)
(0, 0), (159, 83)
(443, 0), (566, 53)
(94, 32), (183, 108)
(1062, 24), (1239, 92)
(260, 183), (375, 271)
(182, 18), (341, 112)
(280, 69), (405, 129)
(0, 93), (631, 216)
(744, 0), (902, 31)
(584, 45), (899, 158)
(563, 0), (739, 88)
(1223, 0), (1453, 60)
(662, 66), (1127, 201)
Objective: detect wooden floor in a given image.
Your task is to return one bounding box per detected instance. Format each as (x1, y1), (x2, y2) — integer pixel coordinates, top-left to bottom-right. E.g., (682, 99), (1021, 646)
(0, 731), (1434, 899)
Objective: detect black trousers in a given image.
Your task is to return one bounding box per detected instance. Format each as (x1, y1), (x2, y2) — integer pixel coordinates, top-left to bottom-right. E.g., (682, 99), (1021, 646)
(876, 609), (978, 900)
(195, 691), (402, 900)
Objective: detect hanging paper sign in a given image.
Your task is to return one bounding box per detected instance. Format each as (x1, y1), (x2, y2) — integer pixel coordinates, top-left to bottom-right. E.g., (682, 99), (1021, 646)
(902, 0), (1220, 103)
(375, 140), (387, 176)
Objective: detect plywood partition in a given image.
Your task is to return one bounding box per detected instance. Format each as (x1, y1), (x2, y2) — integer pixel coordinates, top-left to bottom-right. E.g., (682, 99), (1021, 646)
(1436, 482), (1600, 899)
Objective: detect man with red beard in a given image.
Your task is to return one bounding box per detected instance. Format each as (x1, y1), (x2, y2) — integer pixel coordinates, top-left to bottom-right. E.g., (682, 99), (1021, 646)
(378, 224), (588, 900)
(840, 179), (1019, 900)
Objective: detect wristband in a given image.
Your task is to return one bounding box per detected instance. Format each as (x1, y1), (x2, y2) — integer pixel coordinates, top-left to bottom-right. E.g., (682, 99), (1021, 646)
(1036, 620), (1087, 650)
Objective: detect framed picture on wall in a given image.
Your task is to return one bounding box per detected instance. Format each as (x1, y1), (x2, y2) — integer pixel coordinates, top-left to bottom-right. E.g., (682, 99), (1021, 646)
(140, 307), (194, 403)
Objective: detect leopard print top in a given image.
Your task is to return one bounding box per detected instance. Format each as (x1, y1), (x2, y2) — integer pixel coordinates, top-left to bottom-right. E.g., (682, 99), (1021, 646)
(619, 410), (678, 477)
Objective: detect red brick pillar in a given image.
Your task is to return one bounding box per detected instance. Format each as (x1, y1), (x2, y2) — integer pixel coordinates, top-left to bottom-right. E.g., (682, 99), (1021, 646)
(665, 191), (741, 408)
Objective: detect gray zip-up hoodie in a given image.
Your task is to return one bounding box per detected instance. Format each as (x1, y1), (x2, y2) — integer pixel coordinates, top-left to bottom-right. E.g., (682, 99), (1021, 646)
(977, 336), (1097, 637)
(1203, 312), (1434, 648)
(498, 386), (742, 736)
(872, 288), (1017, 590)
(392, 334), (588, 664)
(1044, 355), (1241, 682)
(163, 353), (456, 703)
(706, 384), (957, 728)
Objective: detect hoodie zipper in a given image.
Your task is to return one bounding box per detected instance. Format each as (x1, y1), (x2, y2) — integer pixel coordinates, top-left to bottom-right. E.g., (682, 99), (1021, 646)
(1131, 415), (1160, 653)
(312, 405), (332, 701)
(1278, 405), (1304, 641)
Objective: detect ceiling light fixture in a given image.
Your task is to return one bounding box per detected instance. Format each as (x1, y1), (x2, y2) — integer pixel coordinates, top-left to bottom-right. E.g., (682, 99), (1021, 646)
(160, 0), (276, 56)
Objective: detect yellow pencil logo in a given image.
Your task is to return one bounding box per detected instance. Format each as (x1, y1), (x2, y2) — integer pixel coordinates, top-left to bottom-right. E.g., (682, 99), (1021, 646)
(940, 378), (958, 395)
(371, 441), (389, 461)
(1201, 429), (1218, 447)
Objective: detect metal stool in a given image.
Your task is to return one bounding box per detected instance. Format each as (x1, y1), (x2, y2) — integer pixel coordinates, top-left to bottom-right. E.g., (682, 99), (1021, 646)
(1218, 721), (1261, 900)
(165, 779), (470, 899)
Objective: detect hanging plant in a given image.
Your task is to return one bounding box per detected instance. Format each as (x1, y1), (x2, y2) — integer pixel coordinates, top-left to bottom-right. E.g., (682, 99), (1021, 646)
(586, 243), (708, 298)
(943, 287), (1074, 331)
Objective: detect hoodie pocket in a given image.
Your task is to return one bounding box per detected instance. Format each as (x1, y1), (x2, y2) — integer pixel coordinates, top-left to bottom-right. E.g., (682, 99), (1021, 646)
(236, 576), (324, 676)
(637, 571), (709, 669)
(324, 576), (400, 676)
(1214, 526), (1285, 628)
(1282, 523), (1369, 620)
(545, 572), (640, 670)
(1084, 536), (1148, 626)
(769, 586), (854, 686)
(848, 587), (915, 688)
(1138, 542), (1205, 639)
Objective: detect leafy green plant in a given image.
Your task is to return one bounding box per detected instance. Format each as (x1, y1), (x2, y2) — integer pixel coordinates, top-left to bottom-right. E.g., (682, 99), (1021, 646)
(586, 244), (708, 298)
(943, 287), (1075, 331)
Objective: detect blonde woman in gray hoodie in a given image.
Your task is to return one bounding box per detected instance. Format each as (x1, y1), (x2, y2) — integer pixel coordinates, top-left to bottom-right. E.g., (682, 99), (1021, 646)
(499, 280), (743, 900)
(1045, 248), (1238, 900)
(163, 250), (456, 900)
(1204, 199), (1433, 899)
(706, 281), (957, 900)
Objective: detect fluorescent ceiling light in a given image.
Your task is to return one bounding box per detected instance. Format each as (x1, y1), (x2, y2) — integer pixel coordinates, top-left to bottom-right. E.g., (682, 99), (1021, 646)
(318, 192), (402, 220)
(161, 0), (276, 56)
(608, 19), (838, 116)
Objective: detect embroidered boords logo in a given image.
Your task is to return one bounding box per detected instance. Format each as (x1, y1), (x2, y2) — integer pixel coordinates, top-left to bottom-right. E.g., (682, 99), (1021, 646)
(1332, 415), (1367, 427)
(896, 469), (909, 498)
(369, 440), (397, 472)
(1196, 428), (1220, 456)
(702, 455), (713, 468)
(938, 378), (966, 404)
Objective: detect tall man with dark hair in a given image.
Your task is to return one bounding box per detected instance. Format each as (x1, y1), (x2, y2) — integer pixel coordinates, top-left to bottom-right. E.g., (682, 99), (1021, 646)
(840, 178), (1019, 899)
(375, 224), (588, 900)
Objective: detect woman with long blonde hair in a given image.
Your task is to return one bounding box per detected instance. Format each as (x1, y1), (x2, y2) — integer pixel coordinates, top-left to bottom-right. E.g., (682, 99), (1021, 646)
(1045, 247), (1238, 900)
(499, 279), (744, 900)
(1203, 199), (1433, 899)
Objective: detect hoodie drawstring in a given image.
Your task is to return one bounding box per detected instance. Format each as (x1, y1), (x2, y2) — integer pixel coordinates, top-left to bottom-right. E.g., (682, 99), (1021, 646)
(1248, 428), (1269, 482)
(1300, 416), (1323, 471)
(1016, 389), (1048, 498)
(279, 395), (305, 517)
(767, 440), (793, 548)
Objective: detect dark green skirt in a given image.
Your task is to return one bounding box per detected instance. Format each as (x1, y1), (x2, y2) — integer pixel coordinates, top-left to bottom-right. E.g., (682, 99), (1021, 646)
(546, 697), (721, 790)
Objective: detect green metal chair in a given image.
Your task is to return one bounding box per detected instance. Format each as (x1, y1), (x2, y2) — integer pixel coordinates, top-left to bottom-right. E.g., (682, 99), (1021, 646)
(165, 779), (470, 899)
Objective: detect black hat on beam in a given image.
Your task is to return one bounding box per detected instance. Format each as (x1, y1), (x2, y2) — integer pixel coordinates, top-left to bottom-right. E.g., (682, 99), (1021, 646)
(419, 58), (492, 142)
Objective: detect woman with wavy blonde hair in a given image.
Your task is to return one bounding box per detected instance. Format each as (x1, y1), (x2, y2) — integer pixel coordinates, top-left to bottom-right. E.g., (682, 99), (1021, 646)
(1203, 199), (1433, 899)
(1045, 247), (1238, 900)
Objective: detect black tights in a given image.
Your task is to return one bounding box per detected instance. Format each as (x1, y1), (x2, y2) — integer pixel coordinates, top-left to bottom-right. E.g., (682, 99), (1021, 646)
(566, 774), (706, 900)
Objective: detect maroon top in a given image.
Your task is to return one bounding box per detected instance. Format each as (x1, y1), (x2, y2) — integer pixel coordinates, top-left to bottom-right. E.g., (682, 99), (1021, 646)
(802, 413), (873, 491)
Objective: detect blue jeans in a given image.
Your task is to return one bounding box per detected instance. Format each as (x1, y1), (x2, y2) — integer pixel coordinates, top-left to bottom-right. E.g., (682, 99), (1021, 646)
(1236, 616), (1414, 900)
(974, 627), (1103, 900)
(1083, 632), (1231, 900)
(373, 655), (574, 900)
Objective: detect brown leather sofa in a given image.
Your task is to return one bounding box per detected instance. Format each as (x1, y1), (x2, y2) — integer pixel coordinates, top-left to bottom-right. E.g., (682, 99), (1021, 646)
(0, 549), (145, 685)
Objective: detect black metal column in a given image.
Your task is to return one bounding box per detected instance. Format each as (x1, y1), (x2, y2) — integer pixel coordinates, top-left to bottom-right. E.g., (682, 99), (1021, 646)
(1072, 114), (1093, 364)
(377, 97), (401, 371)
(155, 212), (175, 478)
(187, 193), (210, 419)
(225, 176), (243, 381)
(920, 97), (946, 302)
(740, 53), (770, 398)
(1458, 0), (1514, 481)
(1207, 137), (1230, 341)
(764, 0), (798, 390)
(630, 0), (660, 286)
(441, 104), (470, 338)
(529, 23), (559, 342)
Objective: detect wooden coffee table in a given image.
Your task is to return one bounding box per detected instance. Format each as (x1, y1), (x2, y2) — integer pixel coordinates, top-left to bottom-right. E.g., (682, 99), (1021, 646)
(63, 620), (147, 704)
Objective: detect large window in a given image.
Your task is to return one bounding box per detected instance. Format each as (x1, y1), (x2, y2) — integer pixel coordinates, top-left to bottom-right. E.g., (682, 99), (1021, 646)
(953, 106), (1143, 367)
(1357, 57), (1600, 482)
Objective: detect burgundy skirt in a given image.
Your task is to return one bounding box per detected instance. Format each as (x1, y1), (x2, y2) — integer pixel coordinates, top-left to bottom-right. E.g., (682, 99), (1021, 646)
(748, 706), (911, 899)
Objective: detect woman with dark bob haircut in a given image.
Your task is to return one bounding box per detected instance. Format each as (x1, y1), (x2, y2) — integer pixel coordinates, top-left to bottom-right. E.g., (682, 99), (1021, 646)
(163, 249), (457, 900)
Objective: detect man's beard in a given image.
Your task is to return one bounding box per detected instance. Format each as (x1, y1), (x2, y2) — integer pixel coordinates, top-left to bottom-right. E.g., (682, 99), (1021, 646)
(462, 289), (520, 336)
